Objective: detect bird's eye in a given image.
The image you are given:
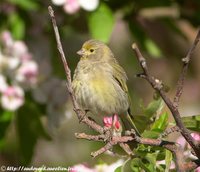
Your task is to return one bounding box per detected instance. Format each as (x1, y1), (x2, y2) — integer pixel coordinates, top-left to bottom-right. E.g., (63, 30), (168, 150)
(90, 49), (94, 53)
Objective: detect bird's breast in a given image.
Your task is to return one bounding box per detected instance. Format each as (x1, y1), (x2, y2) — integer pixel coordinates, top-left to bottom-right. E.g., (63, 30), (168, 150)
(72, 62), (129, 116)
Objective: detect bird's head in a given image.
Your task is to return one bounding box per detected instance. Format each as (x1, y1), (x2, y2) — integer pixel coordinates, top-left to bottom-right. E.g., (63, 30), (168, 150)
(77, 39), (113, 61)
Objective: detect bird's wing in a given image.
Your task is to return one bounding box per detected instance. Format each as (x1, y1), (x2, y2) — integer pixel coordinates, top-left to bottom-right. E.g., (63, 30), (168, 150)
(110, 60), (133, 106)
(111, 60), (128, 93)
(111, 60), (140, 135)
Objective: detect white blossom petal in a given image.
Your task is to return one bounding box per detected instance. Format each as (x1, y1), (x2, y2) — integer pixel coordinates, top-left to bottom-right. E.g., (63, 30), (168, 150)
(0, 54), (20, 70)
(6, 56), (20, 69)
(0, 75), (8, 92)
(52, 0), (66, 5)
(12, 41), (28, 57)
(79, 0), (99, 11)
(1, 86), (24, 111)
(70, 164), (95, 172)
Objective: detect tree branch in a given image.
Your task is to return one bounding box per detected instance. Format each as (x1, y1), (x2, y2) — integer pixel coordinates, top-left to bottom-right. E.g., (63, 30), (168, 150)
(174, 28), (200, 108)
(132, 42), (200, 159)
(75, 131), (199, 171)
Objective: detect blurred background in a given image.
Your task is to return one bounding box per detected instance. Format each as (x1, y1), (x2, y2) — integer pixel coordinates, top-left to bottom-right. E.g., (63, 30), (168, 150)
(0, 0), (200, 170)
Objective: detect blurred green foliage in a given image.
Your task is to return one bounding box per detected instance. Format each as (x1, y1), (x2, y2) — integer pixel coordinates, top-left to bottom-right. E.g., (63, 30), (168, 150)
(180, 115), (200, 132)
(88, 3), (114, 43)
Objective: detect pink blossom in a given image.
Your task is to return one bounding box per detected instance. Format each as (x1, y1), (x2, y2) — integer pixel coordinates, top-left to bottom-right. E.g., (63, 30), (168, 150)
(103, 116), (112, 127)
(1, 31), (13, 47)
(103, 114), (122, 133)
(12, 41), (28, 57)
(16, 60), (38, 85)
(20, 53), (32, 62)
(1, 86), (24, 111)
(176, 136), (187, 149)
(191, 132), (200, 142)
(64, 0), (80, 14)
(113, 115), (121, 129)
(195, 167), (200, 172)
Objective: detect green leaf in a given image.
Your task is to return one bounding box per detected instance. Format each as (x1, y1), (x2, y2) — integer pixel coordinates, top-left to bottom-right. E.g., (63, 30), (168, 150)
(146, 152), (158, 165)
(8, 0), (39, 10)
(0, 111), (13, 122)
(88, 3), (114, 43)
(131, 158), (142, 172)
(145, 39), (162, 58)
(120, 158), (132, 172)
(114, 166), (122, 172)
(134, 98), (164, 133)
(181, 115), (200, 132)
(0, 111), (14, 140)
(145, 152), (158, 172)
(9, 12), (25, 39)
(195, 115), (200, 121)
(165, 150), (172, 172)
(142, 130), (160, 139)
(17, 103), (51, 164)
(157, 165), (165, 172)
(0, 139), (6, 150)
(131, 158), (152, 172)
(151, 112), (169, 132)
(144, 98), (163, 118)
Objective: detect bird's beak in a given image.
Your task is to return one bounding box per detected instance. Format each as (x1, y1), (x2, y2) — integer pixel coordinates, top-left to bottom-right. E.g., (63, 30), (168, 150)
(77, 49), (84, 56)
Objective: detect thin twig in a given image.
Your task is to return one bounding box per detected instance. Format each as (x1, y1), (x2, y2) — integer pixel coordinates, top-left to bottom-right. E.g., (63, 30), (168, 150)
(91, 142), (114, 157)
(119, 143), (134, 156)
(174, 28), (200, 108)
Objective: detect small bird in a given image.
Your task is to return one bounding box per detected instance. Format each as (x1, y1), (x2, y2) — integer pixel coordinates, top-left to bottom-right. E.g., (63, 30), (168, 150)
(72, 39), (139, 135)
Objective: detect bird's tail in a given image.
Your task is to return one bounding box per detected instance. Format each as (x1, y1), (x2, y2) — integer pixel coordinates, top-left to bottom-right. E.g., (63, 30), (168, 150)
(120, 110), (140, 136)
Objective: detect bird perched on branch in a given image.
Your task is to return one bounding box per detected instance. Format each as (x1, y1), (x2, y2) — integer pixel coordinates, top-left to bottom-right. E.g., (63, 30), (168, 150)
(72, 39), (139, 135)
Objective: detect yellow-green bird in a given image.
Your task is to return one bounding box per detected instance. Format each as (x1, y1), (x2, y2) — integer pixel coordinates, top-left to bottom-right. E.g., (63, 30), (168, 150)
(72, 39), (139, 135)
